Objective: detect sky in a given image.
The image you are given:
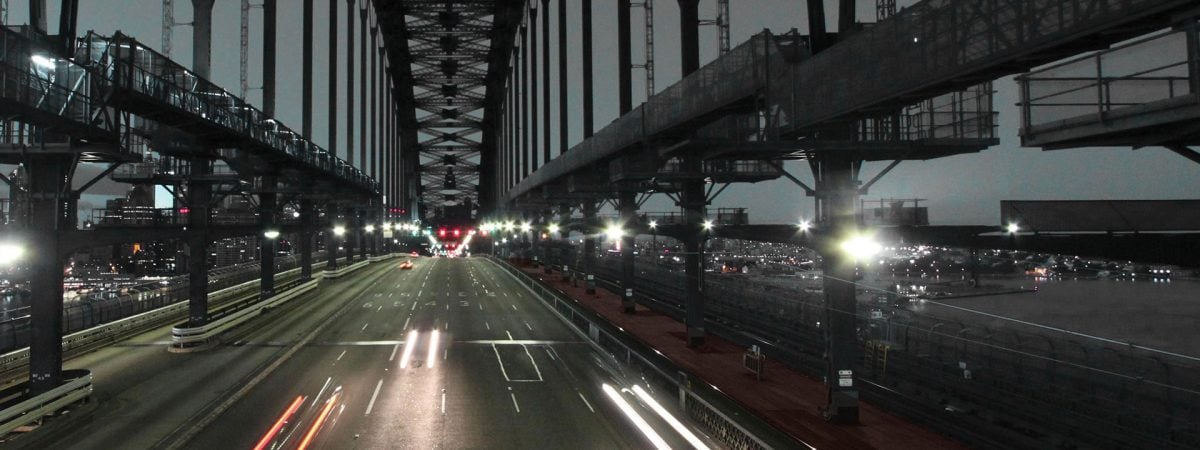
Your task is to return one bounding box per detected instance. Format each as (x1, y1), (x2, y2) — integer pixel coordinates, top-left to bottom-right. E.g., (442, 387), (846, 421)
(3, 0), (1198, 225)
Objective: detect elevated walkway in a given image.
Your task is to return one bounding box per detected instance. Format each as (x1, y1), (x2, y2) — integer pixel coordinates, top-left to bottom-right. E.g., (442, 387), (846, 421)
(1018, 27), (1200, 148)
(0, 25), (376, 194)
(507, 0), (1198, 204)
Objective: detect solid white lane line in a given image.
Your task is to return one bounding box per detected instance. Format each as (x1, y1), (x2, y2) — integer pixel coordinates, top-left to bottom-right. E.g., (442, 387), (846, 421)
(336, 351), (347, 361)
(388, 343), (400, 361)
(364, 379), (383, 415)
(492, 344), (511, 381)
(522, 345), (544, 381)
(578, 392), (595, 413)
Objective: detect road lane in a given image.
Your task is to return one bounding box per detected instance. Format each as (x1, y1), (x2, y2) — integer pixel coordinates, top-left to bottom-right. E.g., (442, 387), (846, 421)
(7, 256), (720, 449)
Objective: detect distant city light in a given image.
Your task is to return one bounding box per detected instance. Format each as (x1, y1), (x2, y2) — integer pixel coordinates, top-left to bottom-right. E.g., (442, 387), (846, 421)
(547, 223), (560, 234)
(521, 222), (532, 233)
(797, 220), (811, 232)
(333, 226), (346, 236)
(365, 224), (376, 233)
(1006, 223), (1020, 234)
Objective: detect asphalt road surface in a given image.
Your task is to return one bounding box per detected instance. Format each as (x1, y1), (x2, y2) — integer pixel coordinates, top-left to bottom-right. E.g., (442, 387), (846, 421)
(6, 257), (718, 449)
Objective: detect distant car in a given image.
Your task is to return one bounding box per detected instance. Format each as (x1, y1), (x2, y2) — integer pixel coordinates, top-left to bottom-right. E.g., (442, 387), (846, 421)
(399, 260), (414, 270)
(410, 251), (419, 257)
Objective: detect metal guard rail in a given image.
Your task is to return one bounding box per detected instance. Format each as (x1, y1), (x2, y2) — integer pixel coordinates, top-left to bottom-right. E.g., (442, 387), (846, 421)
(0, 369), (91, 436)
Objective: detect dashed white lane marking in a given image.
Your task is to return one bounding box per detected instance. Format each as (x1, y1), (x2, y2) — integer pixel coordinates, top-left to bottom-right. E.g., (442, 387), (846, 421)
(411, 302), (418, 311)
(377, 305), (383, 312)
(441, 389), (447, 414)
(578, 392), (595, 413)
(485, 322), (490, 330)
(506, 330), (514, 341)
(365, 379), (383, 415)
(389, 343), (400, 361)
(524, 321), (532, 331)
(509, 387), (520, 413)
(336, 351), (347, 361)
(361, 323), (369, 332)
(511, 304), (518, 311)
(403, 317), (411, 330)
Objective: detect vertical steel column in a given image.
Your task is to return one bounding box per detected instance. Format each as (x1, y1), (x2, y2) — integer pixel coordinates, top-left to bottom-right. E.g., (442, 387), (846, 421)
(678, 0), (704, 347)
(191, 0), (215, 79)
(806, 0), (829, 53)
(346, 0), (356, 165)
(26, 155), (70, 393)
(618, 0), (632, 114)
(541, 0), (551, 163)
(360, 5), (368, 171)
(302, 0), (314, 136)
(520, 23), (529, 177)
(258, 177), (277, 299)
(582, 0), (594, 138)
(619, 190), (636, 313)
(680, 156), (706, 347)
(300, 199), (314, 280)
(557, 0), (568, 155)
(370, 25), (378, 181)
(838, 0), (857, 38)
(263, 0), (276, 116)
(327, 204), (340, 269)
(187, 160), (212, 327)
(346, 208), (357, 262)
(677, 0), (699, 76)
(582, 201), (597, 295)
(57, 0), (79, 55)
(1188, 21), (1200, 96)
(530, 6), (539, 171)
(28, 0), (47, 33)
(329, 0), (339, 156)
(816, 153), (861, 424)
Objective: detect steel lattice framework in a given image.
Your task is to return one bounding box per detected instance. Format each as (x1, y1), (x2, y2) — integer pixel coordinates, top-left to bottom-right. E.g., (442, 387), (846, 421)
(377, 1), (523, 222)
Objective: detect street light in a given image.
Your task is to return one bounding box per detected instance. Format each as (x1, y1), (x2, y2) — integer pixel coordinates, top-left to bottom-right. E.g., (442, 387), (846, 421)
(547, 223), (560, 234)
(1006, 223), (1020, 234)
(365, 224), (376, 233)
(797, 220), (811, 232)
(0, 243), (25, 266)
(333, 226), (346, 236)
(604, 224), (624, 241)
(263, 230), (281, 239)
(30, 54), (56, 70)
(841, 234), (882, 260)
(702, 220), (714, 231)
(521, 222), (532, 233)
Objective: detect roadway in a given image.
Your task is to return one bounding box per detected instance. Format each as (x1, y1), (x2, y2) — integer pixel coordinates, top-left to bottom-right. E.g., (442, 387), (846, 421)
(5, 257), (716, 449)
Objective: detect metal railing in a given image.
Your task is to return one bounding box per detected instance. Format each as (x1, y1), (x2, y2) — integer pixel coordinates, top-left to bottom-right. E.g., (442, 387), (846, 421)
(538, 250), (1200, 448)
(1017, 28), (1198, 134)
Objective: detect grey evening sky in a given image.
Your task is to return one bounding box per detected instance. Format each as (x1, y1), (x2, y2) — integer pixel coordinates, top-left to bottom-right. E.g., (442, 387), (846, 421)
(5, 0), (1198, 225)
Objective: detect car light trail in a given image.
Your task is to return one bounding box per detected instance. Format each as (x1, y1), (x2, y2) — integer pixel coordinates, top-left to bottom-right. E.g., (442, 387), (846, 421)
(601, 384), (670, 450)
(252, 395), (304, 450)
(297, 390), (341, 450)
(632, 385), (710, 450)
(399, 330), (420, 368)
(427, 329), (440, 368)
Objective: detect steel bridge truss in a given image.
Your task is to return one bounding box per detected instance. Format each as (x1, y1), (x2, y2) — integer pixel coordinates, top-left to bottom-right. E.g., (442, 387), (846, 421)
(403, 1), (500, 221)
